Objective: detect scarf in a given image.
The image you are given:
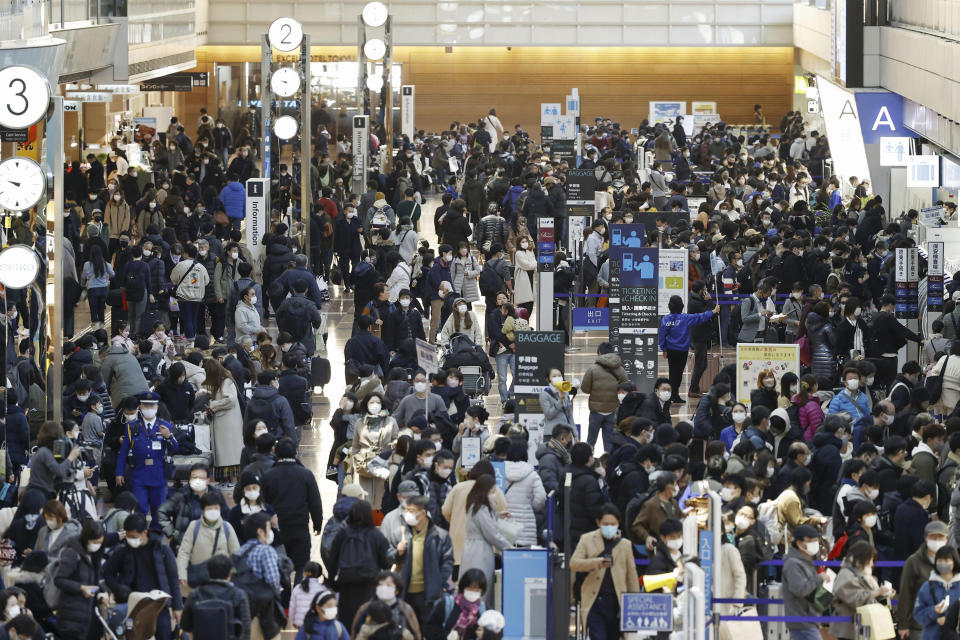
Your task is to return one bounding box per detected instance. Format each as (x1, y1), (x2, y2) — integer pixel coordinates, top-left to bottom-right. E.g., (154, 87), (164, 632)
(453, 593), (482, 633)
(547, 438), (571, 465)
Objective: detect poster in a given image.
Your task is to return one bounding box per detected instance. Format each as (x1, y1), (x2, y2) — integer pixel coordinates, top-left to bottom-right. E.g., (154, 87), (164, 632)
(540, 103), (561, 126)
(735, 344), (800, 405)
(649, 101), (686, 124)
(928, 241), (944, 312)
(895, 247), (919, 319)
(691, 101), (717, 115)
(133, 117), (157, 144)
(920, 207), (944, 226)
(693, 113), (721, 132)
(658, 249), (688, 316)
(906, 155), (939, 188)
(415, 338), (440, 375)
(460, 436), (480, 469)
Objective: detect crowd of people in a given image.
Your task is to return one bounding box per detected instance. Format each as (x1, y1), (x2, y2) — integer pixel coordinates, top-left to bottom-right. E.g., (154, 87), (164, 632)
(0, 98), (955, 640)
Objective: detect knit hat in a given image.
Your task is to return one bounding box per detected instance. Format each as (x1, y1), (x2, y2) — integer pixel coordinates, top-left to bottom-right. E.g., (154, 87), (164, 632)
(341, 483), (367, 499)
(792, 524), (819, 540)
(239, 470), (261, 489)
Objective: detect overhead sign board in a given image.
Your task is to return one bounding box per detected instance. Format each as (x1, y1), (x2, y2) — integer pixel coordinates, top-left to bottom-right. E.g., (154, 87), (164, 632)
(879, 136), (912, 167)
(906, 155), (940, 188)
(854, 91), (918, 145)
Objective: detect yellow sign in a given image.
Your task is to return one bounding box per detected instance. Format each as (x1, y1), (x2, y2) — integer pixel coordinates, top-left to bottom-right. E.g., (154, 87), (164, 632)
(735, 343), (800, 405)
(795, 75), (809, 94)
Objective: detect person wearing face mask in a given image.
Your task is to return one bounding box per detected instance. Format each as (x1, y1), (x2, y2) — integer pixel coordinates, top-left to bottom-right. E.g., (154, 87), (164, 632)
(350, 392), (399, 513)
(48, 518), (106, 638)
(228, 469), (276, 543)
(399, 440), (440, 508)
(569, 503), (640, 640)
(103, 512), (183, 640)
(34, 499), (80, 557)
(459, 474), (515, 608)
(156, 462), (228, 552)
(782, 523), (830, 640)
(827, 541), (893, 640)
(719, 402), (749, 453)
(170, 244), (211, 341)
(539, 368), (575, 433)
(914, 545), (960, 640)
(350, 571), (421, 639)
(750, 369), (780, 412)
(839, 501), (883, 558)
(393, 494), (454, 619)
(290, 589), (347, 640)
(422, 568), (489, 640)
(807, 414), (853, 514)
(176, 491), (240, 594)
(103, 181), (131, 257)
(732, 504), (770, 594)
(115, 395), (179, 522)
(828, 367), (871, 425)
(231, 511), (286, 639)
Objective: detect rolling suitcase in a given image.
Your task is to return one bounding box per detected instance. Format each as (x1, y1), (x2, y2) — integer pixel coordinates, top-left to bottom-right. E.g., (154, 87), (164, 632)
(137, 303), (163, 339)
(311, 357), (331, 391)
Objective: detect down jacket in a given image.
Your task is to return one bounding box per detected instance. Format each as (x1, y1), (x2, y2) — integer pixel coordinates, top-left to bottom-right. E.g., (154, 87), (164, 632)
(503, 461), (547, 546)
(580, 353), (629, 414)
(156, 486), (230, 550)
(54, 534), (105, 637)
(805, 311), (836, 382)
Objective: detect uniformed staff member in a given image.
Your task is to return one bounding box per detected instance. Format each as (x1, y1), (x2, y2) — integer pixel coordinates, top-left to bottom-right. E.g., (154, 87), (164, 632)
(115, 393), (179, 521)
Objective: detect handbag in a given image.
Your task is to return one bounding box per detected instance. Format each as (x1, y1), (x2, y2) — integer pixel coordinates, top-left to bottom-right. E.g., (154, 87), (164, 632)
(807, 581), (834, 613)
(212, 210), (229, 226)
(856, 603), (896, 640)
(718, 606), (763, 640)
(497, 515), (522, 545)
(926, 355), (949, 403)
(186, 521), (226, 587)
(796, 334), (812, 366)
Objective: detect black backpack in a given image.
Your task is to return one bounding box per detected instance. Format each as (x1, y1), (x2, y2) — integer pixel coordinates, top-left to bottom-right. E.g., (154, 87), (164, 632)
(192, 590), (241, 640)
(479, 261), (505, 296)
(335, 530), (379, 584)
(124, 267), (146, 302)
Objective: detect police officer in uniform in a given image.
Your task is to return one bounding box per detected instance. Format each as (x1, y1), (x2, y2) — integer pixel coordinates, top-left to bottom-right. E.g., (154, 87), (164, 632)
(115, 393), (178, 522)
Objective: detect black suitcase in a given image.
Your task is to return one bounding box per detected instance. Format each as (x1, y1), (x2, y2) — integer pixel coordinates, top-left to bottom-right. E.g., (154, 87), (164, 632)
(311, 357), (331, 389)
(137, 304), (163, 338)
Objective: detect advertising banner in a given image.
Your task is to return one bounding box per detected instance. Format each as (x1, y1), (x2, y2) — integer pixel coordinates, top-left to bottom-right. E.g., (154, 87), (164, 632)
(691, 101), (717, 115)
(735, 343), (800, 405)
(928, 241), (945, 312)
(610, 236), (659, 392)
(649, 101), (686, 124)
(132, 117), (157, 144)
(895, 247), (920, 319)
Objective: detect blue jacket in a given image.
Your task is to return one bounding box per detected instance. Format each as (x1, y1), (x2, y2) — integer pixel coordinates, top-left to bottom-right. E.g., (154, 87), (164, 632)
(426, 257), (452, 301)
(827, 389), (870, 422)
(275, 267), (324, 308)
(116, 418), (179, 487)
(344, 331), (390, 376)
(914, 573), (960, 640)
(658, 310), (714, 352)
(2, 404), (30, 466)
(219, 181), (246, 219)
(502, 185), (524, 220)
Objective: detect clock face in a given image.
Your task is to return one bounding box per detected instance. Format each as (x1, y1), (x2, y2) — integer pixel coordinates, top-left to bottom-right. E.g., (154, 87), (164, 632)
(268, 17), (303, 52)
(0, 157), (45, 212)
(0, 66), (51, 130)
(273, 115), (298, 140)
(270, 68), (301, 98)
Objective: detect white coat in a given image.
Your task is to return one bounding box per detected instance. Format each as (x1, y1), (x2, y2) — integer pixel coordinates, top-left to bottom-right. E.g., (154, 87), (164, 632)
(207, 377), (243, 467)
(513, 249), (537, 305)
(386, 262), (412, 303)
(503, 461), (546, 546)
(234, 301), (263, 341)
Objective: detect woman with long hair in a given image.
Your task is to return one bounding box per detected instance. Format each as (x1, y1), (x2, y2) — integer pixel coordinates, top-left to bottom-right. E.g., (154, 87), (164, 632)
(80, 244), (115, 326)
(202, 359), (243, 484)
(438, 298), (483, 346)
(460, 475), (513, 607)
(350, 392), (399, 513)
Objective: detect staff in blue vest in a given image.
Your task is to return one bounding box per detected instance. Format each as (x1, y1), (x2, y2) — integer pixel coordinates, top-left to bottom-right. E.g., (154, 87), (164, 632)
(115, 393), (178, 521)
(659, 294), (719, 404)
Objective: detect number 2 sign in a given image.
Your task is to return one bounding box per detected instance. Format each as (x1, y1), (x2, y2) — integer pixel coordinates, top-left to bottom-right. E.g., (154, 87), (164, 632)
(268, 17), (303, 52)
(0, 66), (51, 131)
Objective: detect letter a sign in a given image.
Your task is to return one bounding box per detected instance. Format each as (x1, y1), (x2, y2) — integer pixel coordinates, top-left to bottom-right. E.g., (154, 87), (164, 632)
(872, 106), (895, 132)
(854, 92), (918, 144)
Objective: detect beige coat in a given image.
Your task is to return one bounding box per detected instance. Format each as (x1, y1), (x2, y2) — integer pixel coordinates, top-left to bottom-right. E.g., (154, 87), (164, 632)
(570, 529), (640, 629)
(717, 542), (747, 615)
(513, 249), (537, 305)
(207, 378), (243, 467)
(104, 199), (131, 239)
(441, 479), (507, 565)
(351, 415), (398, 510)
(176, 518), (240, 578)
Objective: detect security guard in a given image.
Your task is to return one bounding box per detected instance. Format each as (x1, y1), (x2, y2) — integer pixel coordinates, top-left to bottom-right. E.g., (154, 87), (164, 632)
(115, 393), (178, 522)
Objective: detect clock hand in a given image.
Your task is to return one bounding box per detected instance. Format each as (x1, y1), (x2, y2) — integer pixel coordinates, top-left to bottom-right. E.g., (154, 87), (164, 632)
(8, 181), (19, 188)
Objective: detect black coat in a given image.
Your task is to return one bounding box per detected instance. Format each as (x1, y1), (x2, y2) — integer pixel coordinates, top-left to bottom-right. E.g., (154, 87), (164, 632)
(638, 394), (671, 425)
(103, 534), (182, 609)
(277, 369), (311, 425)
(567, 464), (603, 549)
(440, 209), (472, 249)
(688, 293), (712, 343)
(182, 579), (251, 640)
(54, 535), (104, 637)
(262, 460), (323, 535)
(870, 311), (922, 355)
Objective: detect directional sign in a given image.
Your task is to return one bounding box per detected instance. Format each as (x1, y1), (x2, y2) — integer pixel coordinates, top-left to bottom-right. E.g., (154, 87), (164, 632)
(415, 338), (439, 375)
(621, 593), (673, 632)
(540, 103), (561, 126)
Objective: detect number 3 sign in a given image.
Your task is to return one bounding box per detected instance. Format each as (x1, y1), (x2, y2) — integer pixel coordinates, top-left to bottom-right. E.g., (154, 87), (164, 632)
(0, 66), (51, 130)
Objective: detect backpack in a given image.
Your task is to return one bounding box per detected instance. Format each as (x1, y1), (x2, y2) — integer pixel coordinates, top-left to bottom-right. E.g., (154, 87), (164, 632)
(42, 552), (64, 607)
(124, 267), (146, 302)
(479, 261), (505, 297)
(370, 207), (391, 230)
(786, 403), (802, 433)
(757, 499), (783, 545)
(624, 485), (659, 544)
(335, 531), (379, 584)
(193, 593), (238, 640)
(513, 191), (529, 217)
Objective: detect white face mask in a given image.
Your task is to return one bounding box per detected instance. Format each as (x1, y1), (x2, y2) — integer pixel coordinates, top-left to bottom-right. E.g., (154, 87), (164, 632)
(245, 489), (260, 502)
(376, 585), (396, 601)
(617, 393), (627, 403)
(767, 465), (775, 477)
(403, 511), (420, 526)
(804, 540), (820, 556)
(719, 487), (735, 502)
(437, 467), (453, 479)
(190, 478), (207, 492)
(77, 393), (90, 402)
(249, 295), (258, 305)
(928, 539), (947, 553)
(866, 376), (875, 386)
(400, 298), (411, 308)
(141, 408), (157, 420)
(45, 518), (59, 530)
(551, 376), (564, 386)
(322, 606), (338, 620)
(6, 605), (20, 619)
(367, 402), (382, 415)
(414, 381), (428, 393)
(457, 304), (468, 314)
(203, 509), (221, 523)
(883, 413), (895, 425)
(732, 412), (746, 423)
(127, 536), (143, 549)
(666, 538), (683, 550)
(790, 384), (799, 394)
(735, 515), (751, 531)
(87, 542), (102, 553)
(421, 456), (435, 469)
(520, 241), (529, 249)
(114, 194), (122, 201)
(262, 529), (274, 545)
(230, 251), (239, 260)
(846, 379), (860, 391)
(863, 514), (878, 528)
(658, 390), (672, 402)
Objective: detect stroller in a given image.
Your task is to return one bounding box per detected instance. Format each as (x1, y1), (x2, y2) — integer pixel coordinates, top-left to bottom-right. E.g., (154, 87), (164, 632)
(94, 590), (171, 640)
(441, 334), (494, 399)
